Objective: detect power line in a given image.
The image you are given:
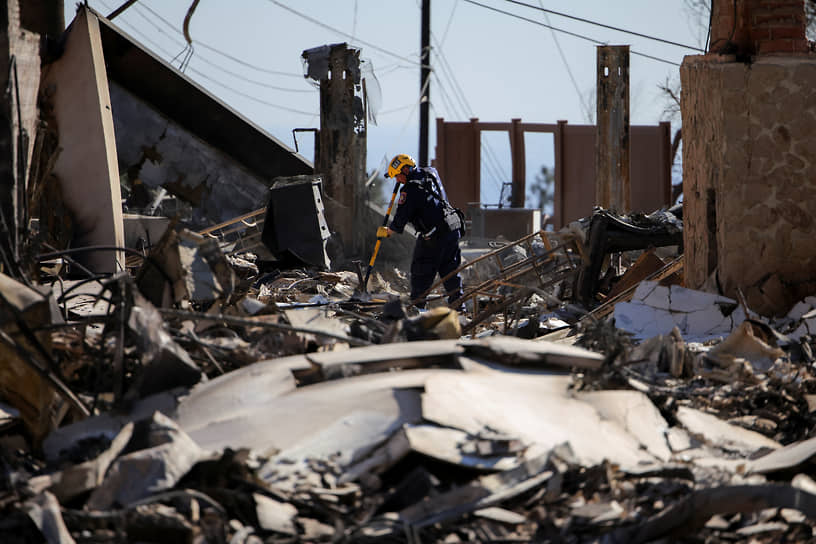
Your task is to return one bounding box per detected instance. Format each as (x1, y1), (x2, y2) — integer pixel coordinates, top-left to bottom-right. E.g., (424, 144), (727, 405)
(133, 1), (306, 78)
(430, 48), (505, 194)
(183, 65), (319, 116)
(266, 0), (427, 68)
(101, 10), (319, 117)
(538, 2), (593, 123)
(430, 38), (506, 191)
(461, 0), (681, 66)
(501, 0), (705, 52)
(100, 2), (315, 91)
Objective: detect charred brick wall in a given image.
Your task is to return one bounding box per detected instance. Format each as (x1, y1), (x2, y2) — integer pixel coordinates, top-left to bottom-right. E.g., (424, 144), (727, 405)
(710, 0), (808, 56)
(681, 55), (816, 315)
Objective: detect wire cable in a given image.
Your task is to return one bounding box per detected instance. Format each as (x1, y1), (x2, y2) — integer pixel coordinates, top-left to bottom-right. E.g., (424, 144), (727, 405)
(266, 0), (427, 68)
(105, 14), (319, 116)
(123, 1), (303, 77)
(430, 40), (506, 193)
(539, 1), (593, 122)
(125, 2), (310, 86)
(461, 0), (681, 66)
(500, 0), (705, 52)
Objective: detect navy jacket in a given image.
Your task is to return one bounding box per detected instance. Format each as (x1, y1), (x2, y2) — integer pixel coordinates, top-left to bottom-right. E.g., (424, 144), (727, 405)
(390, 167), (451, 236)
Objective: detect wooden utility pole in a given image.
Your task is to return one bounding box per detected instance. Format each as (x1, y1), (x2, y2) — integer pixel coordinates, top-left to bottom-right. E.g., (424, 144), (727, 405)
(303, 43), (367, 257)
(509, 118), (525, 208)
(419, 0), (430, 166)
(596, 45), (630, 213)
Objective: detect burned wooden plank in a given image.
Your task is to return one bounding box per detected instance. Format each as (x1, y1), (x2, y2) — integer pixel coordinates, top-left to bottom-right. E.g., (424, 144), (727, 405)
(603, 485), (816, 544)
(398, 453), (552, 528)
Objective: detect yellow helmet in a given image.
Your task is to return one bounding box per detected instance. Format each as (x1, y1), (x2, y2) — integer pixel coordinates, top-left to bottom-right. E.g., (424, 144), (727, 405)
(386, 153), (416, 178)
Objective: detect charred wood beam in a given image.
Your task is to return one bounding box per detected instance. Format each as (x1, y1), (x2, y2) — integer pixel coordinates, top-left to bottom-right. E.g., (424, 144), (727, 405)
(577, 210), (682, 307)
(602, 484), (816, 544)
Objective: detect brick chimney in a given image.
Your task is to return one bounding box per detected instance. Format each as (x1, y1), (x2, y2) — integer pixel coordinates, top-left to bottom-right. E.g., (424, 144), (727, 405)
(709, 0), (808, 56)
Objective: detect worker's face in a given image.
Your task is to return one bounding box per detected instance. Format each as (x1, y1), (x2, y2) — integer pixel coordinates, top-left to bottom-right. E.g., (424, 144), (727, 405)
(396, 166), (409, 183)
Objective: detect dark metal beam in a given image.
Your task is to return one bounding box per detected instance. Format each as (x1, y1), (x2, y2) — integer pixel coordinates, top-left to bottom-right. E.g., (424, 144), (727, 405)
(419, 0), (430, 166)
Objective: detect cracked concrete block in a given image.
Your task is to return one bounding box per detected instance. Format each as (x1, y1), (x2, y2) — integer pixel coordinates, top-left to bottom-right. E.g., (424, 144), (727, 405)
(668, 285), (736, 313)
(613, 301), (680, 340)
(634, 282), (671, 310)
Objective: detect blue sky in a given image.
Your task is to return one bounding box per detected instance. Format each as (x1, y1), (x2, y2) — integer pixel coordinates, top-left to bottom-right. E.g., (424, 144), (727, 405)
(65, 0), (706, 207)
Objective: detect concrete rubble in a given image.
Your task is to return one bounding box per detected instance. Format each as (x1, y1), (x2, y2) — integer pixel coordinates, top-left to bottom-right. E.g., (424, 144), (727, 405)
(2, 205), (816, 543)
(2, 4), (816, 542)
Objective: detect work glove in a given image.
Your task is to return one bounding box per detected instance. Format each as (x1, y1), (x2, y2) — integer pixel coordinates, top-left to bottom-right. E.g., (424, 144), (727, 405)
(376, 226), (391, 239)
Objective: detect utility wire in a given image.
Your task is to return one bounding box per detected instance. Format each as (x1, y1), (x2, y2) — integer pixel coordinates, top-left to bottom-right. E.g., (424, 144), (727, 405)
(439, 0), (460, 47)
(501, 0), (705, 52)
(104, 13), (319, 116)
(430, 53), (505, 194)
(184, 65), (318, 115)
(129, 1), (303, 77)
(266, 0), (427, 68)
(461, 0), (681, 66)
(430, 36), (506, 194)
(539, 2), (593, 123)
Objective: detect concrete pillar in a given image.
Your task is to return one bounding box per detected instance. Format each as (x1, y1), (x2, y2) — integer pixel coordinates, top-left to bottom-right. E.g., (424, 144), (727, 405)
(682, 0), (816, 316)
(43, 7), (126, 274)
(596, 45), (630, 213)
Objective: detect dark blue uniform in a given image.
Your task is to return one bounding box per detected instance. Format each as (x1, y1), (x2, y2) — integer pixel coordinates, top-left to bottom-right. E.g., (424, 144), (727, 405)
(389, 167), (463, 307)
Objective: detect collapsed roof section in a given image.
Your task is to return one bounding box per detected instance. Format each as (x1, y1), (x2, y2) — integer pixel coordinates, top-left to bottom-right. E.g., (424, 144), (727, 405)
(95, 8), (313, 182)
(39, 6), (315, 273)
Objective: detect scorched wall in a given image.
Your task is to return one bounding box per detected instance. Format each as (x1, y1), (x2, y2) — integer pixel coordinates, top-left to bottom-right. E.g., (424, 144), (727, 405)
(681, 54), (816, 315)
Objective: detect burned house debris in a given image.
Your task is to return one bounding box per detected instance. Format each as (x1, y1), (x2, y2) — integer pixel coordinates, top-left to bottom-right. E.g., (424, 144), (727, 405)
(2, 1), (816, 543)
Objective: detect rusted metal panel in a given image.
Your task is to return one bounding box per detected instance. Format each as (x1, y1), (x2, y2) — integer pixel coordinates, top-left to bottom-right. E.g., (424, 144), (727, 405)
(434, 118), (670, 230)
(596, 45), (630, 213)
(560, 124), (597, 224)
(631, 122), (672, 212)
(435, 119), (481, 211)
(560, 124), (670, 227)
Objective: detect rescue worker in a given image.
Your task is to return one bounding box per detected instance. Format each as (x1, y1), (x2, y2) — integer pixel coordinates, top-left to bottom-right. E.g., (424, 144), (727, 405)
(377, 153), (464, 309)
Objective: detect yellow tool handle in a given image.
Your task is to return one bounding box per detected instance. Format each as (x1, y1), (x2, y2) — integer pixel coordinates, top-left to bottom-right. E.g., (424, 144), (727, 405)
(368, 239), (382, 267)
(363, 181), (401, 290)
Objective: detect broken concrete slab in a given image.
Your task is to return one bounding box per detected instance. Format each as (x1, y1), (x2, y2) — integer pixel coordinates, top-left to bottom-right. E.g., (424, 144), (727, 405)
(126, 292), (204, 398)
(253, 493), (298, 535)
(421, 372), (659, 470)
(283, 306), (350, 348)
(460, 336), (604, 370)
(613, 281), (747, 342)
(87, 411), (209, 510)
(136, 227), (235, 307)
(178, 368), (455, 463)
(704, 320), (785, 374)
(745, 436), (816, 475)
(28, 422), (134, 502)
(42, 387), (182, 462)
(23, 491), (76, 544)
(299, 338), (463, 383)
(675, 406), (781, 456)
(404, 423), (520, 472)
(577, 390), (672, 461)
(174, 356), (300, 434)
